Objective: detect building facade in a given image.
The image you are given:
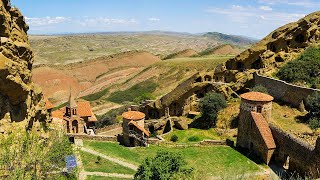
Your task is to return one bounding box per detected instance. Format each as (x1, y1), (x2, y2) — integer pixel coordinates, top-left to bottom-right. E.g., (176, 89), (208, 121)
(51, 92), (97, 135)
(237, 91), (276, 164)
(122, 110), (149, 147)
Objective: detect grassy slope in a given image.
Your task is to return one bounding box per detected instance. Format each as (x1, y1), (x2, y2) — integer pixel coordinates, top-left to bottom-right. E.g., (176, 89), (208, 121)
(271, 102), (311, 133)
(83, 141), (262, 177)
(80, 151), (135, 175)
(163, 128), (222, 143)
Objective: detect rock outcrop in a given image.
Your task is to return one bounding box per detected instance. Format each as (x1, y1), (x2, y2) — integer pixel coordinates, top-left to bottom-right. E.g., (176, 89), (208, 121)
(0, 0), (49, 133)
(217, 12), (320, 91)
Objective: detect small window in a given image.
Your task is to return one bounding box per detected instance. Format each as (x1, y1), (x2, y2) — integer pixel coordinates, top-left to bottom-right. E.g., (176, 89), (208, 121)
(257, 106), (262, 113)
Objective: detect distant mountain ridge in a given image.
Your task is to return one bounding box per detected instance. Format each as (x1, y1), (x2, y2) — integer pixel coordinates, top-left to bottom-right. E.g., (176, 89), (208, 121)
(203, 32), (257, 46)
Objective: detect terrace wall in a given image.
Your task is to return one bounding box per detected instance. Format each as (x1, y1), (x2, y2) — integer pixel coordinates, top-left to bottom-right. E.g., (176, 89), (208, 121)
(254, 73), (320, 108)
(96, 123), (121, 134)
(269, 125), (320, 177)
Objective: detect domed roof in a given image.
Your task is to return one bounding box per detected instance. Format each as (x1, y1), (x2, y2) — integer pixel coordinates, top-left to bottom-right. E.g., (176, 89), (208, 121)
(122, 111), (145, 120)
(240, 92), (274, 102)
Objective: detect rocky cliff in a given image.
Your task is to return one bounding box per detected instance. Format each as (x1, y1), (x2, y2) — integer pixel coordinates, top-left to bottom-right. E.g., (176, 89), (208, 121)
(215, 11), (320, 91)
(0, 0), (49, 133)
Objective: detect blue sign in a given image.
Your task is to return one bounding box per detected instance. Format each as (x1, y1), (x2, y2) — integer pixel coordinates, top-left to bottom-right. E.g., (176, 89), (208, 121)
(65, 155), (77, 172)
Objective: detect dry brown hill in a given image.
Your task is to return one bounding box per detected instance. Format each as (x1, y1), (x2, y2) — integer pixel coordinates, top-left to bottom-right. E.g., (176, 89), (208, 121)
(199, 44), (241, 56)
(32, 51), (161, 104)
(163, 49), (198, 60)
(211, 44), (241, 55)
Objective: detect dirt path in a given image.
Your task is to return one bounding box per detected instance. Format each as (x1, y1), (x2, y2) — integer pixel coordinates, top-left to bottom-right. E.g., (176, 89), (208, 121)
(82, 172), (133, 179)
(81, 147), (138, 171)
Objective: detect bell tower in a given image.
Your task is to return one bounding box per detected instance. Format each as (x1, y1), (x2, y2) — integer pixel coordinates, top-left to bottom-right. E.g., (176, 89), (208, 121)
(66, 89), (78, 117)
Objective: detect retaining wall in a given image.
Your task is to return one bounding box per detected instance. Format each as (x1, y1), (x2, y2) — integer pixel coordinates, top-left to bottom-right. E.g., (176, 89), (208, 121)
(68, 134), (118, 142)
(269, 125), (320, 177)
(96, 123), (121, 134)
(254, 73), (320, 108)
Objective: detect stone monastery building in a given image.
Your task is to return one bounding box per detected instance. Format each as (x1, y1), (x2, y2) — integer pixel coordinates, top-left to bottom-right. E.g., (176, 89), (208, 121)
(49, 92), (97, 135)
(237, 91), (276, 164)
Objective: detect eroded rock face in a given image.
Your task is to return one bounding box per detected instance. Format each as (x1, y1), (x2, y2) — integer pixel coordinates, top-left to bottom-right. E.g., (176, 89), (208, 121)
(0, 1), (49, 133)
(217, 11), (320, 90)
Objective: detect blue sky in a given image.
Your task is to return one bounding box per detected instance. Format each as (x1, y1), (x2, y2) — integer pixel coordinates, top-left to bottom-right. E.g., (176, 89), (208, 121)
(11, 0), (320, 39)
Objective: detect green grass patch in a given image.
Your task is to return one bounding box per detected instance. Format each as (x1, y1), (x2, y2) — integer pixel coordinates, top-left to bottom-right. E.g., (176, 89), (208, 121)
(80, 151), (135, 175)
(164, 128), (222, 143)
(107, 80), (158, 104)
(83, 141), (262, 177)
(82, 88), (109, 101)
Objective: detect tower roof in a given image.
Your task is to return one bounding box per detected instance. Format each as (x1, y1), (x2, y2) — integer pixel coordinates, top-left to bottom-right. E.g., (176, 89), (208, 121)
(67, 90), (77, 108)
(122, 111), (145, 120)
(240, 92), (274, 102)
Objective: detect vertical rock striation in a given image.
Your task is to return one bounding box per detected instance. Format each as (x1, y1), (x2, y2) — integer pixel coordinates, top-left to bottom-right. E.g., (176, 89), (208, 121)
(0, 0), (49, 133)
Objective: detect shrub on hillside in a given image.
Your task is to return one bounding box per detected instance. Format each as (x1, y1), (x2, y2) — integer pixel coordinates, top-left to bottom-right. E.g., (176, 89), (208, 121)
(170, 135), (179, 142)
(96, 106), (129, 128)
(309, 118), (320, 131)
(306, 92), (320, 117)
(0, 129), (74, 179)
(276, 46), (320, 88)
(188, 136), (200, 142)
(251, 85), (268, 94)
(134, 151), (193, 180)
(199, 92), (227, 127)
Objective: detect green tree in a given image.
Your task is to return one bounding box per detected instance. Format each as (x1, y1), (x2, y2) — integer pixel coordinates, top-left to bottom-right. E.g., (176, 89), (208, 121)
(309, 118), (320, 131)
(0, 129), (74, 179)
(251, 85), (268, 94)
(134, 151), (193, 180)
(306, 92), (320, 117)
(170, 135), (178, 142)
(199, 92), (227, 127)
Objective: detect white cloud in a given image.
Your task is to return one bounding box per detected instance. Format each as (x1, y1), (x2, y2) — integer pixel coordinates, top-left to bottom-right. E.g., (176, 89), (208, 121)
(148, 17), (160, 22)
(25, 16), (70, 26)
(259, 6), (272, 11)
(206, 5), (305, 25)
(79, 17), (137, 27)
(258, 0), (320, 8)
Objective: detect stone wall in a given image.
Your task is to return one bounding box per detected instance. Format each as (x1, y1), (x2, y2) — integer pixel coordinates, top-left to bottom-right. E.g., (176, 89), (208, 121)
(270, 125), (320, 177)
(254, 73), (320, 108)
(96, 123), (121, 134)
(68, 134), (118, 142)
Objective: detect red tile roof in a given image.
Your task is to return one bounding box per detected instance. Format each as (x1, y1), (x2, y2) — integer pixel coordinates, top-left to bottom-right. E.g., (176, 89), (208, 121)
(122, 111), (145, 120)
(128, 120), (150, 137)
(241, 92), (274, 102)
(251, 112), (276, 149)
(45, 99), (54, 110)
(52, 109), (64, 119)
(51, 101), (96, 121)
(77, 101), (93, 117)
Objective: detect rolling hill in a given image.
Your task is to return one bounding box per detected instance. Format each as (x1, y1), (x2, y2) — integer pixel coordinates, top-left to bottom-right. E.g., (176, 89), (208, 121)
(29, 31), (255, 65)
(162, 49), (198, 60)
(198, 44), (241, 56)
